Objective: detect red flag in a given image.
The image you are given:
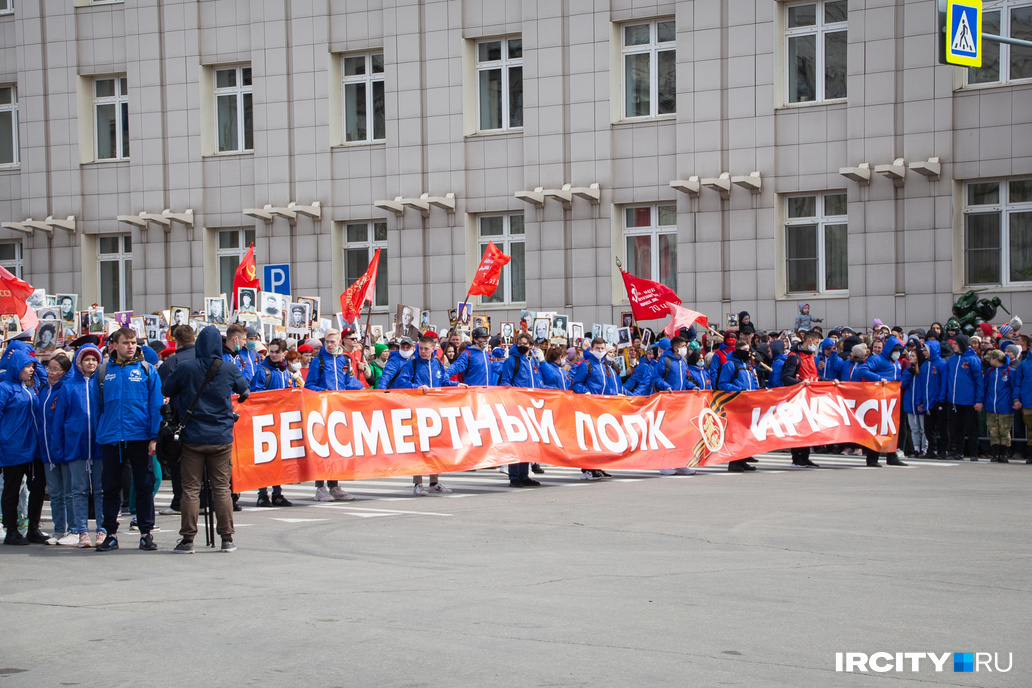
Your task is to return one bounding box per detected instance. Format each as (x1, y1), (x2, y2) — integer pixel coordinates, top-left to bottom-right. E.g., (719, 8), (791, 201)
(232, 244), (260, 309)
(0, 266), (35, 318)
(664, 302), (708, 338)
(340, 247), (381, 322)
(620, 269), (681, 321)
(467, 241), (511, 297)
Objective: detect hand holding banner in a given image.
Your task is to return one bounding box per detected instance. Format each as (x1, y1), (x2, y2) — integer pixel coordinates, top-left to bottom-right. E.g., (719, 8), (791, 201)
(620, 269), (682, 321)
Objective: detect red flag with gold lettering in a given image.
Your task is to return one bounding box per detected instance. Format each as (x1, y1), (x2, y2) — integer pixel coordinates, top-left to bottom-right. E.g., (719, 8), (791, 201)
(340, 247), (381, 322)
(232, 244), (260, 309)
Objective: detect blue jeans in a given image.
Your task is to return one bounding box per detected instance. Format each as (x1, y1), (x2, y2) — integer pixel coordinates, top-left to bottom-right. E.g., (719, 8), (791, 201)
(68, 459), (104, 534)
(46, 463), (73, 534)
(101, 441), (154, 536)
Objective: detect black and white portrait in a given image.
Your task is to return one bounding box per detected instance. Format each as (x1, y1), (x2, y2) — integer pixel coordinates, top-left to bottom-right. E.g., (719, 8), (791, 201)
(57, 294), (77, 322)
(205, 297), (227, 324)
(419, 310), (431, 329)
(262, 292), (283, 321)
(604, 324), (618, 346)
(38, 306), (60, 322)
(34, 322), (57, 352)
(532, 317), (550, 342)
(617, 326), (632, 349)
(396, 304), (421, 340)
(237, 287), (257, 313)
(288, 302), (311, 330)
(26, 289), (46, 311)
(170, 307), (191, 328)
(551, 314), (569, 339)
(500, 322), (515, 341)
(88, 309), (106, 334)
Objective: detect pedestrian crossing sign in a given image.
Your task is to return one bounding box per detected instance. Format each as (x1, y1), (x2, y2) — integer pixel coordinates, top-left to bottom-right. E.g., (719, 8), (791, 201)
(946, 0), (981, 67)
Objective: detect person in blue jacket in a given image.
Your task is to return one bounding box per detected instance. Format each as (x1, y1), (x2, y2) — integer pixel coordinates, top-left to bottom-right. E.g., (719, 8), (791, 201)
(0, 337), (46, 388)
(623, 353), (655, 396)
(307, 329), (363, 502)
(1014, 347), (1032, 463)
(652, 336), (689, 392)
(982, 349), (1020, 463)
(945, 334), (984, 461)
(717, 339), (759, 473)
(444, 327), (494, 386)
(52, 344), (104, 548)
(497, 332), (550, 487)
(817, 337), (843, 381)
(93, 327), (165, 552)
(0, 349), (44, 545)
(920, 340), (949, 459)
(859, 336), (907, 467)
(571, 338), (618, 480)
(37, 353), (73, 545)
(686, 350), (711, 392)
(901, 349), (926, 457)
(766, 339), (788, 389)
(248, 338), (296, 507)
(221, 324), (255, 385)
(837, 344), (868, 382)
(377, 337), (417, 391)
(540, 345), (572, 391)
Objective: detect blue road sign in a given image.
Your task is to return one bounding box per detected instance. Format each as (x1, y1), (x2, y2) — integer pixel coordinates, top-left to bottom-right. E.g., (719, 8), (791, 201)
(947, 0), (982, 67)
(263, 264), (291, 295)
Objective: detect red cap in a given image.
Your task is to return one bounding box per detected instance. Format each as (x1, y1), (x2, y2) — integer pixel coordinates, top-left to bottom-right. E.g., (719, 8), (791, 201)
(978, 322), (993, 337)
(297, 344), (313, 353)
(423, 330), (439, 340)
(159, 346), (176, 358)
(340, 326), (356, 338)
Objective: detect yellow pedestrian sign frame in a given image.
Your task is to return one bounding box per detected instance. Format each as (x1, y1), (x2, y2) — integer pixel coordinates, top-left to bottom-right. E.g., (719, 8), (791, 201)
(946, 0), (982, 67)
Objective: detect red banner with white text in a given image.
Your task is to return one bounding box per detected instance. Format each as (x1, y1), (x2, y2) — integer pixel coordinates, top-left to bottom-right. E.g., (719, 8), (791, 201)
(230, 383), (900, 492)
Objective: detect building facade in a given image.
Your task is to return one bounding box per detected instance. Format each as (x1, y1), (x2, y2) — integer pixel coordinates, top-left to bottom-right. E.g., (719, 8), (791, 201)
(0, 0), (1029, 333)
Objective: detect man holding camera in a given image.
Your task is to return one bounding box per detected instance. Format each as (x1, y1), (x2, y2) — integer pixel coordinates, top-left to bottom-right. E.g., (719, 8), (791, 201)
(162, 325), (251, 553)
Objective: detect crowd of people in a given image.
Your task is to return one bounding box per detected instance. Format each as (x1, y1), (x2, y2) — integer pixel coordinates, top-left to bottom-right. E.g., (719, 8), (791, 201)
(2, 302), (1030, 553)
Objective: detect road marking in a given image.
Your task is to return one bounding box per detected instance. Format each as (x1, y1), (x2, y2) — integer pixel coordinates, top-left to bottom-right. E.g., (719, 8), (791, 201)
(270, 518), (329, 523)
(312, 505), (453, 517)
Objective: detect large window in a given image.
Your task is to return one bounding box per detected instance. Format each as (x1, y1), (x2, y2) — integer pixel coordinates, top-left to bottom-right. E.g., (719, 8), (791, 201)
(98, 234), (133, 311)
(478, 214), (525, 304)
(344, 221), (388, 309)
(94, 76), (129, 160)
(216, 228), (256, 297)
(215, 66), (253, 153)
(622, 20), (675, 119)
(0, 0), (11, 14)
(784, 193), (848, 294)
(785, 0), (847, 104)
(0, 85), (17, 166)
(968, 1), (1032, 85)
(624, 205), (677, 293)
(342, 53), (385, 143)
(0, 241), (22, 278)
(476, 37), (523, 131)
(964, 179), (1032, 285)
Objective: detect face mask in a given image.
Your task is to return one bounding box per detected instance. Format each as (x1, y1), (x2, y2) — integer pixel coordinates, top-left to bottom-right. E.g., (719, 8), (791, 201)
(733, 350), (750, 362)
(399, 349), (414, 359)
(807, 344), (818, 353)
(677, 347), (687, 357)
(534, 349), (545, 362)
(247, 341), (257, 351)
(234, 344), (242, 352)
(288, 362), (301, 372)
(693, 360), (704, 368)
(891, 351), (900, 361)
(516, 345), (530, 356)
(606, 354), (615, 363)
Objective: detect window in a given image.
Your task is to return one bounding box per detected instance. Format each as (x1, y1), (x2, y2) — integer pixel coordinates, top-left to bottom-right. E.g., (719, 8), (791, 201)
(784, 193), (848, 294)
(623, 205), (677, 292)
(785, 0), (847, 104)
(0, 241), (22, 278)
(344, 222), (388, 308)
(968, 1), (1032, 85)
(621, 20), (675, 119)
(478, 214), (525, 304)
(341, 53), (385, 143)
(98, 234), (133, 311)
(964, 179), (1032, 285)
(94, 76), (129, 160)
(476, 37), (523, 131)
(215, 66), (253, 153)
(216, 228), (256, 297)
(0, 86), (17, 166)
(0, 1), (11, 15)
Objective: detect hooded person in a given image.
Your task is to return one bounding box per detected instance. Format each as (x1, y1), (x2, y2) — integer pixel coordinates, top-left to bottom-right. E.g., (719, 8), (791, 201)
(496, 332), (551, 486)
(717, 339), (760, 473)
(857, 336), (907, 467)
(368, 342), (389, 387)
(37, 353), (75, 545)
(652, 336), (689, 392)
(443, 327), (494, 386)
(945, 334), (984, 460)
(738, 311), (756, 335)
(305, 328), (364, 393)
(0, 349), (45, 545)
(818, 337), (843, 380)
(982, 349), (1019, 463)
(793, 303), (821, 332)
(0, 338), (46, 388)
(572, 338), (622, 396)
(161, 325), (251, 554)
(766, 339), (788, 389)
(707, 331), (738, 382)
(920, 340), (950, 459)
(51, 345), (105, 547)
(780, 331), (823, 468)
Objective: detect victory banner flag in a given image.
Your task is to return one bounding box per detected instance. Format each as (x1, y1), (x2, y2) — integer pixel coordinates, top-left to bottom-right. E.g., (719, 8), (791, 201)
(620, 269), (682, 321)
(467, 241), (511, 297)
(663, 302), (708, 338)
(231, 382), (901, 491)
(0, 265), (39, 331)
(232, 244), (260, 309)
(340, 247), (381, 322)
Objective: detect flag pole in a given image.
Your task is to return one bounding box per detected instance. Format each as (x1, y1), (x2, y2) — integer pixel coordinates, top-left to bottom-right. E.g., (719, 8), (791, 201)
(360, 294), (374, 348)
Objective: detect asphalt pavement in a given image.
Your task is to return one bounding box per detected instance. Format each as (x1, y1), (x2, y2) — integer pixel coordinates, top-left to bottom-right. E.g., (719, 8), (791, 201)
(1, 454), (1029, 687)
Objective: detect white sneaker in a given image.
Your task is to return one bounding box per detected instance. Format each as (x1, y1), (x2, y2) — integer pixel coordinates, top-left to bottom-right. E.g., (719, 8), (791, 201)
(57, 533), (79, 546)
(413, 484), (429, 496)
(580, 471), (602, 481)
(314, 486), (333, 501)
(329, 486), (354, 501)
(45, 532), (66, 545)
(158, 507), (180, 515)
(497, 466), (508, 474)
(427, 483), (451, 494)
(673, 467), (696, 475)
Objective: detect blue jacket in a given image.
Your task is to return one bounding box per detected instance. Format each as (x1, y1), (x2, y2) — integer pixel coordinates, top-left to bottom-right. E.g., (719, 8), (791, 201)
(652, 349), (688, 392)
(838, 359), (866, 382)
(0, 339), (46, 388)
(306, 347), (363, 391)
(161, 326), (251, 445)
(250, 357), (296, 392)
(539, 361), (571, 391)
(496, 346), (547, 388)
(622, 361), (654, 396)
(443, 346), (494, 386)
(768, 340), (788, 389)
(0, 350), (40, 466)
(52, 345), (102, 464)
(397, 355), (457, 389)
(901, 365), (924, 415)
(919, 340), (948, 409)
(860, 336), (903, 383)
(818, 338), (843, 380)
(37, 372), (67, 465)
(717, 357), (759, 392)
(1015, 357), (1032, 408)
(687, 364), (711, 391)
(238, 347), (259, 383)
(946, 347), (984, 406)
(93, 346), (164, 445)
(377, 351), (415, 390)
(983, 364), (1017, 414)
(572, 351), (620, 395)
(708, 344), (735, 382)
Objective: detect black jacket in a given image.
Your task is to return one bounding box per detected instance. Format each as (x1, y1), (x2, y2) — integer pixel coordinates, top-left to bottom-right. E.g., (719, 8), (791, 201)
(158, 343), (196, 383)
